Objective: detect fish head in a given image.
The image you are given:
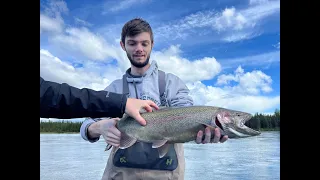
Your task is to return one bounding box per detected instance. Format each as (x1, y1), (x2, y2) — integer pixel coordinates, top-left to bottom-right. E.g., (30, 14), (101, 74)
(213, 109), (261, 138)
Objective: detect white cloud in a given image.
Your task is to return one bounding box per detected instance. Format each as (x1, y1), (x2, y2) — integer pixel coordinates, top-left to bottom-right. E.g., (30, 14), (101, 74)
(241, 0), (280, 22)
(273, 42), (280, 49)
(220, 50), (280, 69)
(40, 14), (64, 34)
(151, 45), (222, 83)
(42, 0), (68, 17)
(49, 27), (119, 62)
(154, 0), (279, 42)
(206, 95), (280, 114)
(74, 17), (93, 27)
(249, 0), (270, 5)
(104, 0), (152, 13)
(40, 0), (68, 34)
(222, 32), (260, 42)
(214, 7), (253, 32)
(40, 49), (115, 90)
(187, 80), (279, 114)
(216, 66), (273, 95)
(186, 65), (279, 114)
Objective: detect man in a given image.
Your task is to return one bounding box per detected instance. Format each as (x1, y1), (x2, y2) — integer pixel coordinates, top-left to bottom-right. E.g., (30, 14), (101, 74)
(80, 18), (228, 180)
(40, 76), (158, 124)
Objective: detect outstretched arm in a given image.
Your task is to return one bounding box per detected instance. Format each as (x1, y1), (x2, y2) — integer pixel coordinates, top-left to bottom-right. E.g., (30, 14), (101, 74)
(40, 76), (127, 119)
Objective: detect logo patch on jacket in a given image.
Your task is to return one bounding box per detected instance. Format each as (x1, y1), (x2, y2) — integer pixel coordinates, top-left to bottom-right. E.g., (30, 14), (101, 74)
(140, 94), (161, 107)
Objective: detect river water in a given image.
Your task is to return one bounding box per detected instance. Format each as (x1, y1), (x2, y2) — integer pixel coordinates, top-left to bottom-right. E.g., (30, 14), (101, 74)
(40, 131), (280, 180)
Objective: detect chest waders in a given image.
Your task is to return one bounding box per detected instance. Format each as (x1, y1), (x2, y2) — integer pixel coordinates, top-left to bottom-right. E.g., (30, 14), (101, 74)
(112, 70), (179, 171)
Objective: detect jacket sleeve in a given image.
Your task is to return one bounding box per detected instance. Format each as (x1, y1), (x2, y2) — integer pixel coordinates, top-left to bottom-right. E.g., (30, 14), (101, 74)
(165, 73), (194, 107)
(40, 77), (127, 119)
(80, 80), (119, 142)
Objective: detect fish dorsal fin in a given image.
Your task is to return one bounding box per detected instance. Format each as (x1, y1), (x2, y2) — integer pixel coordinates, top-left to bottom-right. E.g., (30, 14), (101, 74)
(158, 106), (168, 110)
(157, 144), (170, 158)
(139, 108), (148, 114)
(119, 133), (137, 149)
(152, 140), (168, 148)
(139, 106), (168, 114)
(121, 113), (129, 120)
(155, 106), (170, 112)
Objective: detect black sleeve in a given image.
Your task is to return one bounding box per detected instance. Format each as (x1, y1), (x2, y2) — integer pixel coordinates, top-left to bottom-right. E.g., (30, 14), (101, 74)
(40, 77), (127, 119)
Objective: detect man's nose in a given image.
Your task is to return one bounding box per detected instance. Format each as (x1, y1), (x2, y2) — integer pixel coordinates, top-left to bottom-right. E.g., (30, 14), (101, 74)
(135, 43), (143, 52)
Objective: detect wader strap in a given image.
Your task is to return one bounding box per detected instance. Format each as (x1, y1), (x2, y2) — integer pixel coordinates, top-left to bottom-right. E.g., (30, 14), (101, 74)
(122, 74), (129, 95)
(158, 70), (165, 98)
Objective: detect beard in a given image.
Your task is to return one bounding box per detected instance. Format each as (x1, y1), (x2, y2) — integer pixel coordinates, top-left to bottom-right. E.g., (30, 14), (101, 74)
(126, 52), (150, 68)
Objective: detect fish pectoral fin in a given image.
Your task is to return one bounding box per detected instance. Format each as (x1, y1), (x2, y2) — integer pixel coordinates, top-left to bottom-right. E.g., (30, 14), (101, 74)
(157, 143), (170, 158)
(152, 140), (168, 148)
(196, 121), (217, 130)
(119, 133), (137, 149)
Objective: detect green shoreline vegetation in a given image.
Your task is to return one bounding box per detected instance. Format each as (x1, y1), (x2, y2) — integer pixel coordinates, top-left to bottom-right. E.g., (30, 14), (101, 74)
(40, 109), (280, 133)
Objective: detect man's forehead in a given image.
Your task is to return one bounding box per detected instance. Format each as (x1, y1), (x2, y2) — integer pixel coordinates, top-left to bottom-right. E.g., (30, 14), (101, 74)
(126, 32), (151, 42)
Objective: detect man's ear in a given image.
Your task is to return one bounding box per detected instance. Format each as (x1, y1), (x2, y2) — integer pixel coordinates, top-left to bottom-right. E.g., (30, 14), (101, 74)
(120, 41), (125, 51)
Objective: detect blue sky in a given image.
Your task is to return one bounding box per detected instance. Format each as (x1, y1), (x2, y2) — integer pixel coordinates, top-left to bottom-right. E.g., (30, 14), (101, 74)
(40, 0), (280, 121)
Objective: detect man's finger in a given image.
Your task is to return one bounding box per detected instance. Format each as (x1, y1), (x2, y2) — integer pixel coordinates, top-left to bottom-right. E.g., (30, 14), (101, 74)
(144, 105), (153, 112)
(220, 135), (228, 143)
(147, 100), (159, 110)
(107, 132), (121, 141)
(131, 112), (147, 126)
(203, 127), (211, 144)
(196, 130), (203, 144)
(212, 128), (221, 143)
(106, 141), (119, 147)
(109, 127), (122, 137)
(106, 137), (120, 145)
(110, 118), (121, 126)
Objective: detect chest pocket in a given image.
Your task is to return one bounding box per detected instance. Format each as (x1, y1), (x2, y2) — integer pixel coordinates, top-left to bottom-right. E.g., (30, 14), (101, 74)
(112, 70), (178, 171)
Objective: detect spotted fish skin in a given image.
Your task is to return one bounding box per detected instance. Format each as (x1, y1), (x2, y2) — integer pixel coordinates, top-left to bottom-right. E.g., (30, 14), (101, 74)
(116, 106), (261, 146)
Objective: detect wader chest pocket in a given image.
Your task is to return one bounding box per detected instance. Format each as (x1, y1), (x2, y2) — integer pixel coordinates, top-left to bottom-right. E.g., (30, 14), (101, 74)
(113, 142), (178, 171)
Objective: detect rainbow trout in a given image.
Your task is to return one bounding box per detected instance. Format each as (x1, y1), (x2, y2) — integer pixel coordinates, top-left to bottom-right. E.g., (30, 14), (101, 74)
(106, 106), (261, 157)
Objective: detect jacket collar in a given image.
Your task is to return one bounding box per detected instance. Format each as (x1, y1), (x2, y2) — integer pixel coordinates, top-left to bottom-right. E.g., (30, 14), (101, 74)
(125, 60), (158, 83)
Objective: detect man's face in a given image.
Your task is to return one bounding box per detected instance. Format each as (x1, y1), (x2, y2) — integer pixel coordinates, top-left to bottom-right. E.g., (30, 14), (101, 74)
(121, 32), (153, 68)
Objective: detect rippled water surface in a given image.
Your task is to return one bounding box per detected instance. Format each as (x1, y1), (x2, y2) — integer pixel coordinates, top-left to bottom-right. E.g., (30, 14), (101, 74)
(40, 131), (280, 180)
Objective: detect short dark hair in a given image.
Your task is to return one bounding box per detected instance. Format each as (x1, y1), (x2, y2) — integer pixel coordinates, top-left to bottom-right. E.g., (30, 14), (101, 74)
(121, 18), (154, 45)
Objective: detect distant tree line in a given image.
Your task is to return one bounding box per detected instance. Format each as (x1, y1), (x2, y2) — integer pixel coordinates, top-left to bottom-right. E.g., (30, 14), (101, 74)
(40, 120), (82, 133)
(40, 109), (280, 133)
(245, 109), (280, 131)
